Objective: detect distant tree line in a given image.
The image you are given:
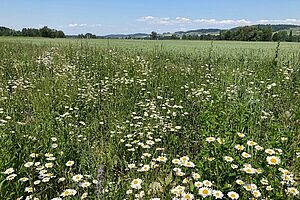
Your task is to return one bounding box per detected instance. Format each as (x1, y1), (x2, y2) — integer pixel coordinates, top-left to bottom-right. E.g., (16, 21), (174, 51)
(219, 27), (299, 42)
(148, 25), (300, 42)
(77, 33), (97, 39)
(0, 26), (65, 38)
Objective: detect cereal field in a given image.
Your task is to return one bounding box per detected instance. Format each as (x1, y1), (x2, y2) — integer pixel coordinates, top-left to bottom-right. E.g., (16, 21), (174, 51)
(0, 38), (300, 199)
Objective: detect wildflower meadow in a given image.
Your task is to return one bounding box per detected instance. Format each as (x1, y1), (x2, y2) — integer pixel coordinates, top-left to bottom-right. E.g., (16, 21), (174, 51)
(0, 39), (299, 199)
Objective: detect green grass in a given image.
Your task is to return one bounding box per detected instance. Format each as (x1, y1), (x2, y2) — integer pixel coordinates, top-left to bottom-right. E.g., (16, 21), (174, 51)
(0, 38), (299, 199)
(1, 36), (300, 49)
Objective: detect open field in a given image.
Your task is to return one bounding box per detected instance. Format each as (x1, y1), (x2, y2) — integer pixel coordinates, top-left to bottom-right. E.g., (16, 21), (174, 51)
(0, 38), (300, 199)
(2, 37), (300, 50)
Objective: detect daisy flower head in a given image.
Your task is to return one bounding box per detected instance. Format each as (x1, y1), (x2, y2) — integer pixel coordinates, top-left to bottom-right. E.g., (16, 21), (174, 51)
(236, 179), (244, 185)
(231, 164), (238, 169)
(81, 192), (88, 199)
(19, 177), (29, 182)
(194, 181), (203, 188)
(241, 152), (251, 158)
(217, 137), (225, 144)
(6, 174), (17, 181)
(4, 168), (14, 175)
(247, 140), (257, 146)
(237, 132), (245, 138)
(24, 162), (34, 168)
(265, 149), (275, 155)
(30, 153), (38, 158)
(58, 177), (66, 182)
(255, 145), (264, 151)
(128, 163), (136, 169)
(156, 156), (167, 162)
(182, 178), (189, 184)
(203, 180), (213, 187)
(45, 162), (54, 168)
(260, 178), (269, 185)
(266, 186), (273, 191)
(252, 190), (261, 198)
(72, 174), (83, 182)
(34, 180), (41, 185)
(60, 189), (77, 197)
(180, 156), (189, 163)
(182, 193), (194, 200)
(126, 189), (133, 194)
(140, 164), (150, 172)
(244, 184), (257, 191)
(266, 156), (281, 165)
(131, 178), (142, 189)
(66, 160), (74, 167)
(81, 181), (91, 188)
(199, 187), (212, 198)
(242, 167), (256, 174)
(174, 185), (185, 193)
(227, 191), (239, 199)
(192, 172), (200, 180)
(172, 159), (181, 165)
(213, 190), (224, 199)
(286, 187), (299, 196)
(206, 137), (215, 143)
(173, 167), (182, 173)
(25, 187), (34, 193)
(235, 144), (245, 151)
(183, 161), (195, 168)
(224, 156), (234, 162)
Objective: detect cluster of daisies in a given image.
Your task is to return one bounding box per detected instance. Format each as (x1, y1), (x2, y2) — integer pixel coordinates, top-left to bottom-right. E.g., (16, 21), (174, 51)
(2, 136), (99, 200)
(123, 131), (299, 199)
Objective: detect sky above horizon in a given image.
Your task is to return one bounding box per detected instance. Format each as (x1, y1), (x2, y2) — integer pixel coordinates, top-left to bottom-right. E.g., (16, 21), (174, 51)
(1, 0), (300, 35)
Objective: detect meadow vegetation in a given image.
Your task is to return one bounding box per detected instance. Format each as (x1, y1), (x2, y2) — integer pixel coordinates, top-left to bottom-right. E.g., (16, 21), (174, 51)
(0, 38), (299, 199)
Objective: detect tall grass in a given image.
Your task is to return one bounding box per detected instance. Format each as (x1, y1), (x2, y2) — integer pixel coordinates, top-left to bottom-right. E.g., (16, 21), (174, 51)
(0, 39), (299, 199)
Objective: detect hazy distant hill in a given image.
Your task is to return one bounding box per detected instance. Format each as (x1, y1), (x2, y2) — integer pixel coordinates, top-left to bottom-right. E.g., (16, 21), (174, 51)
(100, 24), (300, 39)
(175, 28), (221, 36)
(104, 33), (149, 39)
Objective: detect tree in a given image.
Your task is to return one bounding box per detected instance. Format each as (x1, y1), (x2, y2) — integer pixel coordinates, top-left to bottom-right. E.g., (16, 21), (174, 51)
(150, 31), (158, 40)
(262, 27), (273, 41)
(40, 26), (51, 38)
(0, 26), (65, 38)
(56, 31), (65, 38)
(273, 31), (288, 41)
(171, 34), (179, 40)
(288, 30), (293, 42)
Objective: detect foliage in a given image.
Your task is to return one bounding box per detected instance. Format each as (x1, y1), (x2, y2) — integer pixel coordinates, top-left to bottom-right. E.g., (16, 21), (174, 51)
(77, 33), (97, 39)
(0, 26), (65, 38)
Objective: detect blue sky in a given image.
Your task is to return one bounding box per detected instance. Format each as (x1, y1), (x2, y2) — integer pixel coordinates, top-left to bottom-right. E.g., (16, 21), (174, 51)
(1, 0), (300, 35)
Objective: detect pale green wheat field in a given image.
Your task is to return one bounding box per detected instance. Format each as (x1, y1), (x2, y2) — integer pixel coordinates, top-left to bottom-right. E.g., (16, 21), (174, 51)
(0, 38), (300, 200)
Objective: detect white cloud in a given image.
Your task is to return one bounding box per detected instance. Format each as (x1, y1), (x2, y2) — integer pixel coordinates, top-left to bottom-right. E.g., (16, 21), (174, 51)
(193, 19), (251, 26)
(68, 23), (102, 28)
(137, 16), (172, 25)
(175, 17), (192, 24)
(137, 16), (252, 26)
(257, 19), (300, 25)
(68, 23), (78, 27)
(137, 16), (300, 27)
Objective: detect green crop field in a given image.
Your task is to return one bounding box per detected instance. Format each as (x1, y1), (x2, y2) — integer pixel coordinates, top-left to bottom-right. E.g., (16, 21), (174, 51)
(0, 37), (299, 199)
